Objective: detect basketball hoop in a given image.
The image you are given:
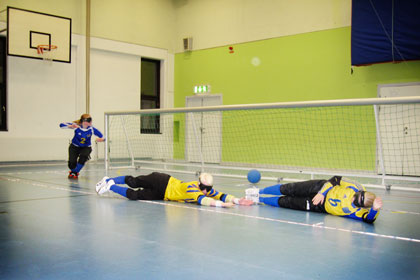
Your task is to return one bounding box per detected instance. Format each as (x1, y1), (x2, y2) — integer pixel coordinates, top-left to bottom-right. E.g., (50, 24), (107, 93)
(37, 44), (58, 63)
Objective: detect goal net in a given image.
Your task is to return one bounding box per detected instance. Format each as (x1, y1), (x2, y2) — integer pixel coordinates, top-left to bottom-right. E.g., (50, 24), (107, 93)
(105, 97), (420, 189)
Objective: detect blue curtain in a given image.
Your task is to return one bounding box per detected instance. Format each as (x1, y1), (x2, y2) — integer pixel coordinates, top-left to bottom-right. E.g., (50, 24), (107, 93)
(351, 0), (420, 66)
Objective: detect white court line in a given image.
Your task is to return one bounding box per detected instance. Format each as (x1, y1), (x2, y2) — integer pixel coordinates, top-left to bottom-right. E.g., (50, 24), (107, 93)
(0, 168), (105, 176)
(1, 175), (420, 244)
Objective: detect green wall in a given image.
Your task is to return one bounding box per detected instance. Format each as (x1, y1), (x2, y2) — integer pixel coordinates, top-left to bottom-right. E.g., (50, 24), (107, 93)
(173, 27), (420, 170)
(175, 27), (420, 105)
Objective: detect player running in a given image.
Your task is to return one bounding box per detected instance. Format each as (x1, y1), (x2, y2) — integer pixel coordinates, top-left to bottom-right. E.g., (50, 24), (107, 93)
(60, 114), (105, 179)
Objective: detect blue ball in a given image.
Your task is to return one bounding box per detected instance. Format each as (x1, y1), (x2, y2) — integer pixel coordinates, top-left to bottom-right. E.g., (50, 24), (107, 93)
(247, 169), (261, 184)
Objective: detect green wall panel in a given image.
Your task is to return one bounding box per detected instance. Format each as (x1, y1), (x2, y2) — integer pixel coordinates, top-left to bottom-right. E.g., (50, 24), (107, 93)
(173, 27), (420, 170)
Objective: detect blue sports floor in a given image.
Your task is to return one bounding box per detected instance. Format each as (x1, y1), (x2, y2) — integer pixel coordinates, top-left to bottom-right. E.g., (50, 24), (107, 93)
(1, 162), (420, 279)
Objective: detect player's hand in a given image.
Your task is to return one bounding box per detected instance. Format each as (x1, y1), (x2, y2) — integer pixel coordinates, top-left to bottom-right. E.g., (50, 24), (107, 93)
(96, 138), (105, 143)
(373, 197), (383, 210)
(312, 193), (325, 205)
(238, 197), (254, 206)
(222, 202), (234, 208)
(68, 123), (79, 129)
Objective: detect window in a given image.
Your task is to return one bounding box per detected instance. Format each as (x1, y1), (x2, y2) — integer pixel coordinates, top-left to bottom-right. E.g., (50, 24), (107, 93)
(141, 58), (160, 134)
(0, 36), (6, 131)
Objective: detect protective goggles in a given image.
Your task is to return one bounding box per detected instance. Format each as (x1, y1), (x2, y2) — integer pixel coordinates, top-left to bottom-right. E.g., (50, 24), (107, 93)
(81, 117), (92, 123)
(199, 183), (212, 192)
(353, 191), (366, 207)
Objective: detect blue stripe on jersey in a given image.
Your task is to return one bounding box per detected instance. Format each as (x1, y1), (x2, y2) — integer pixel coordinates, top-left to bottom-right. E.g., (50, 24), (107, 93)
(220, 194), (227, 202)
(187, 190), (200, 193)
(207, 189), (219, 197)
(342, 207), (351, 214)
(347, 186), (359, 193)
(321, 186), (334, 196)
(197, 195), (205, 204)
(346, 212), (363, 221)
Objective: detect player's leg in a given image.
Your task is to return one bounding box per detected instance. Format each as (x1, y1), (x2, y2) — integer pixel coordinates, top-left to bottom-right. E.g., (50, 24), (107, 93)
(259, 184), (282, 195)
(68, 144), (79, 178)
(73, 147), (92, 176)
(276, 180), (327, 197)
(97, 172), (170, 200)
(277, 196), (326, 213)
(125, 172), (170, 191)
(260, 195), (326, 213)
(97, 179), (165, 201)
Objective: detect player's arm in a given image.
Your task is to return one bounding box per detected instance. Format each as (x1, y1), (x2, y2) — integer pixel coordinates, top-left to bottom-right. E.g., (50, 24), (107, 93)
(92, 127), (105, 142)
(346, 198), (382, 223)
(345, 208), (380, 223)
(60, 122), (78, 129)
(197, 195), (233, 208)
(210, 190), (253, 206)
(313, 181), (334, 205)
(318, 182), (333, 197)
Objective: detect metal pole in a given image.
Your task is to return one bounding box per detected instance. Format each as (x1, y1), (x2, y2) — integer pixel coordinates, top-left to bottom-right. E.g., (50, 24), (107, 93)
(85, 0), (91, 113)
(374, 105), (386, 186)
(105, 113), (109, 172)
(120, 116), (135, 168)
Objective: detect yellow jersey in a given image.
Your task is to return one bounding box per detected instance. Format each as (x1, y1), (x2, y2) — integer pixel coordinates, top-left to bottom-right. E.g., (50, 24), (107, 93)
(164, 177), (235, 205)
(319, 178), (379, 223)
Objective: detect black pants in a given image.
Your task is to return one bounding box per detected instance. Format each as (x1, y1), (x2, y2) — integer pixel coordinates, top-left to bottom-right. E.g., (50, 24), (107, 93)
(125, 172), (171, 201)
(278, 180), (328, 213)
(68, 144), (92, 170)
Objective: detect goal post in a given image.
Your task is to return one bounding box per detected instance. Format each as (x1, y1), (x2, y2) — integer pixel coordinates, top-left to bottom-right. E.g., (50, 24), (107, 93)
(104, 96), (420, 190)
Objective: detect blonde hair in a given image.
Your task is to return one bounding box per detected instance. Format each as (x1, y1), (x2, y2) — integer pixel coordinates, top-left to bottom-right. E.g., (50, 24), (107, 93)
(364, 192), (376, 208)
(74, 113), (91, 125)
(199, 173), (214, 186)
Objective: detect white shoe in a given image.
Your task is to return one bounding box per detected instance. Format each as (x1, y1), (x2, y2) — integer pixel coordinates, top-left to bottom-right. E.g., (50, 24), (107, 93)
(96, 177), (114, 195)
(245, 187), (260, 204)
(95, 176), (109, 193)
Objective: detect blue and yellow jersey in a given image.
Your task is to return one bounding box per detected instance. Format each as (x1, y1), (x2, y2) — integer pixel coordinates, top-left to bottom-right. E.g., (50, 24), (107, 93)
(319, 178), (379, 223)
(60, 122), (103, 147)
(164, 177), (235, 205)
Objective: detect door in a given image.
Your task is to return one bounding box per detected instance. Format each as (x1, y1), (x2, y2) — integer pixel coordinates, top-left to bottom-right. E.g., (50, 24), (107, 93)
(185, 95), (222, 164)
(378, 83), (420, 176)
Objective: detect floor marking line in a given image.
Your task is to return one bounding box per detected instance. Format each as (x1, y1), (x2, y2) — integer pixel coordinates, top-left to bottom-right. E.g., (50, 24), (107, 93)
(2, 176), (420, 244)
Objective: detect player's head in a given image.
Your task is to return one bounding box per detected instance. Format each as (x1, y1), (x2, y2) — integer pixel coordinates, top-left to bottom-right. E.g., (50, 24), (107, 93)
(79, 114), (92, 127)
(353, 191), (376, 208)
(199, 173), (213, 193)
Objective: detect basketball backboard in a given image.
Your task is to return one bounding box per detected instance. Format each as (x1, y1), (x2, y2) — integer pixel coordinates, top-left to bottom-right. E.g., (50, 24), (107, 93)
(6, 7), (71, 63)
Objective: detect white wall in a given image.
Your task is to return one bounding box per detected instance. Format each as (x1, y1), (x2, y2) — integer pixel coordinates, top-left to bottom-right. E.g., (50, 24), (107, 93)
(0, 32), (174, 162)
(174, 0), (351, 53)
(0, 35), (84, 162)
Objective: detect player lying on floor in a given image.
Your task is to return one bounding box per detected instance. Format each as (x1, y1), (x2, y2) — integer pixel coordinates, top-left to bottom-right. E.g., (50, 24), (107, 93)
(246, 176), (383, 223)
(96, 172), (254, 208)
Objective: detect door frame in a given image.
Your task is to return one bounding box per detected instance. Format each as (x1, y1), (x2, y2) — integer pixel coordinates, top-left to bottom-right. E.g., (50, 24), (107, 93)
(185, 94), (223, 164)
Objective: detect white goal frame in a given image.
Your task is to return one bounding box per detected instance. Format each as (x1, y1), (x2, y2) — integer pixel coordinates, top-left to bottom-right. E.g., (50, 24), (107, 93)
(104, 96), (420, 190)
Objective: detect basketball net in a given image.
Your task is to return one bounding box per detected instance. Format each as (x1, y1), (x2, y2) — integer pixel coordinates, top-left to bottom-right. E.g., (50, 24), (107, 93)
(37, 45), (58, 64)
